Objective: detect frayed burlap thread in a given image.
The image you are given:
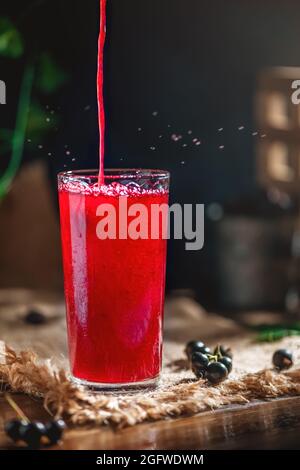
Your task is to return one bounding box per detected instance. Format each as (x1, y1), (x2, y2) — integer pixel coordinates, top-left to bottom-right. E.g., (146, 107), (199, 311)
(1, 343), (300, 428)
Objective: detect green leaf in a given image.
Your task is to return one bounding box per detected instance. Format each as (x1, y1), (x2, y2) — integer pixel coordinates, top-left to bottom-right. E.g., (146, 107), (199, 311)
(0, 18), (24, 59)
(36, 53), (68, 94)
(255, 325), (300, 343)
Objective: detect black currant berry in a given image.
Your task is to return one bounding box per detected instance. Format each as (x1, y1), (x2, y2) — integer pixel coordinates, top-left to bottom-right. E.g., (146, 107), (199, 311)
(196, 345), (211, 356)
(19, 422), (46, 448)
(192, 364), (206, 379)
(272, 349), (293, 371)
(24, 310), (46, 325)
(206, 362), (228, 384)
(4, 419), (27, 442)
(188, 344), (211, 358)
(219, 356), (233, 374)
(45, 420), (66, 445)
(191, 352), (209, 368)
(214, 345), (233, 359)
(191, 352), (209, 378)
(185, 341), (205, 358)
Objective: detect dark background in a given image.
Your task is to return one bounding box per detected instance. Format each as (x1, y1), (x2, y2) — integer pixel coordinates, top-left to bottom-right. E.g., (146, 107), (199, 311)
(1, 0), (300, 306)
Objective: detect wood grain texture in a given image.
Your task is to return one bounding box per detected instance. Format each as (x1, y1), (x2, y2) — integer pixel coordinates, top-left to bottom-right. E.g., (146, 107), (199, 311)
(1, 394), (300, 450)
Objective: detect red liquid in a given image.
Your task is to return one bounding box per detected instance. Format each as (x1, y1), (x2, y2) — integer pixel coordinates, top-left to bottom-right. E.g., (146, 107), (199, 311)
(59, 182), (168, 384)
(97, 0), (107, 183)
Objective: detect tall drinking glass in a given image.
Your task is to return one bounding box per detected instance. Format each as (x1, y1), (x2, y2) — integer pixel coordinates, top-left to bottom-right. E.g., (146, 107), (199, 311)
(58, 169), (170, 389)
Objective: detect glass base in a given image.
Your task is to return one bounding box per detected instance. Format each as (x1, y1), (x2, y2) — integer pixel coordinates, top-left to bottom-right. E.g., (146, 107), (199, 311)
(71, 374), (160, 392)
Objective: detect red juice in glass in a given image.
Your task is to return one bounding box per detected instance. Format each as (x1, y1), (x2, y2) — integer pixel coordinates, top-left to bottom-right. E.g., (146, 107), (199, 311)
(58, 169), (170, 388)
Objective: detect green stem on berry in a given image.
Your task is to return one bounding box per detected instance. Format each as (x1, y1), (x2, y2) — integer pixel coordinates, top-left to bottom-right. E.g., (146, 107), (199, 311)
(207, 354), (218, 362)
(4, 394), (30, 424)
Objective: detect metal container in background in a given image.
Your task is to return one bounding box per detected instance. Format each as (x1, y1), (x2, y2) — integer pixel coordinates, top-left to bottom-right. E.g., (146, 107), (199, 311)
(215, 215), (295, 312)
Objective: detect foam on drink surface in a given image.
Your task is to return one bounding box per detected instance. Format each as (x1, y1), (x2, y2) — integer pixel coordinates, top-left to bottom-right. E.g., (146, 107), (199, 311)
(58, 179), (168, 197)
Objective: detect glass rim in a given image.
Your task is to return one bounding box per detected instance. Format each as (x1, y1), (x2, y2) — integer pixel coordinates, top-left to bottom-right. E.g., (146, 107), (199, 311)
(58, 168), (170, 181)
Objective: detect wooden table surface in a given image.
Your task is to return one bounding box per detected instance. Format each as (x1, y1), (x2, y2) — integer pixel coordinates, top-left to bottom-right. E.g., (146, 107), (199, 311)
(1, 394), (300, 450)
(1, 291), (300, 450)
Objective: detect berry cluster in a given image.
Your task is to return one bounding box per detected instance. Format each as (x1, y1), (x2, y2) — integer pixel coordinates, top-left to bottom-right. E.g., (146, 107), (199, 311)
(5, 418), (66, 448)
(186, 341), (233, 385)
(186, 342), (294, 385)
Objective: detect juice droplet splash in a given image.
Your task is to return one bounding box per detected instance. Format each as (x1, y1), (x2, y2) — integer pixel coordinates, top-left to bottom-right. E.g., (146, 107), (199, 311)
(97, 0), (107, 185)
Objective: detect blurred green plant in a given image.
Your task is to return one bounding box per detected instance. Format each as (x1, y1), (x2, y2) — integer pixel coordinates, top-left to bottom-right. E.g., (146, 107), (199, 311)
(0, 16), (68, 199)
(0, 65), (34, 199)
(26, 101), (59, 139)
(254, 323), (300, 342)
(37, 53), (68, 94)
(0, 18), (24, 58)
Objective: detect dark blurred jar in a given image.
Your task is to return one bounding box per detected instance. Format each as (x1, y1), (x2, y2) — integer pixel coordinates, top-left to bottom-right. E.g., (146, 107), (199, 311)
(213, 195), (295, 312)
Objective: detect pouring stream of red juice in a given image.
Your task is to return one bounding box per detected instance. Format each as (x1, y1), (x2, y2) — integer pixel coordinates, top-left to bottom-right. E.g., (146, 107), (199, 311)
(97, 0), (107, 184)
